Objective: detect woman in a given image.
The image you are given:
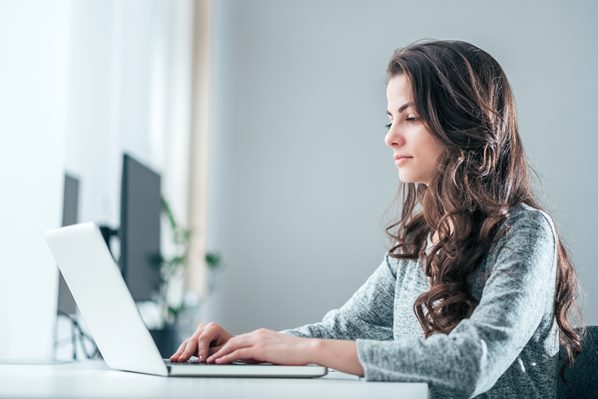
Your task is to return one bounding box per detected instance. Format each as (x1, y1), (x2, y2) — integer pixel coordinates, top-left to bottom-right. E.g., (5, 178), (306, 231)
(170, 40), (584, 398)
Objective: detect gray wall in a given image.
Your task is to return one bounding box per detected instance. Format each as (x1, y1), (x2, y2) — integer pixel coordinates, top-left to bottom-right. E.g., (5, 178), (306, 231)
(204, 0), (598, 333)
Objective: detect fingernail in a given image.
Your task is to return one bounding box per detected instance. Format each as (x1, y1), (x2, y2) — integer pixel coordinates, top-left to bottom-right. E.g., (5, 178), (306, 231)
(199, 355), (203, 361)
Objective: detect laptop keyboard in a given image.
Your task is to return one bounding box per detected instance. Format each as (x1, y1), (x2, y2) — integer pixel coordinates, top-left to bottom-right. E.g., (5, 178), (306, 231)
(164, 359), (265, 366)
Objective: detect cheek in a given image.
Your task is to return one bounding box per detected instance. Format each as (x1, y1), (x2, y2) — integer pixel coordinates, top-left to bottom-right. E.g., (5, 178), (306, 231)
(417, 139), (443, 174)
(431, 142), (444, 165)
(422, 134), (443, 161)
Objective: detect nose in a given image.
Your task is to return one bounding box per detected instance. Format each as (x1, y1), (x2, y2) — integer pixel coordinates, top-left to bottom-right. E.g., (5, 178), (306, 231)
(384, 124), (406, 149)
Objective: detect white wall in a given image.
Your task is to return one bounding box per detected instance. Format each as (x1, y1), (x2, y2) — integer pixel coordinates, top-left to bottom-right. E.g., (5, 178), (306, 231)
(56, 0), (195, 356)
(205, 0), (598, 332)
(0, 0), (71, 360)
(64, 0), (194, 230)
(0, 0), (196, 360)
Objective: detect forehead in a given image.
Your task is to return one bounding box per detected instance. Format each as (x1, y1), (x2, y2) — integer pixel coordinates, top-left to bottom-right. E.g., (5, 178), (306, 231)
(386, 74), (413, 103)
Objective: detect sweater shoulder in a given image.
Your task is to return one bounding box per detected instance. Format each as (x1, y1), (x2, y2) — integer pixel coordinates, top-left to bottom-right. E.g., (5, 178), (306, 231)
(499, 203), (557, 248)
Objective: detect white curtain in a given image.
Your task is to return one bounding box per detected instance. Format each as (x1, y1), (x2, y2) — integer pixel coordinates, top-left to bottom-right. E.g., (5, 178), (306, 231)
(64, 0), (209, 297)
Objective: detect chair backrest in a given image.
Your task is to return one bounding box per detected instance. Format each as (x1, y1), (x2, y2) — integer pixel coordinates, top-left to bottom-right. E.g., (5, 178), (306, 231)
(557, 325), (598, 399)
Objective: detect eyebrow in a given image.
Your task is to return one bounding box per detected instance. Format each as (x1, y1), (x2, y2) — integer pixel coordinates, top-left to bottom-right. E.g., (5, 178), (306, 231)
(386, 102), (414, 116)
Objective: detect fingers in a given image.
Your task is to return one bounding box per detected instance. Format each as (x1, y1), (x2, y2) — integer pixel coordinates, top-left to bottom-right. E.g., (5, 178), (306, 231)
(170, 338), (195, 362)
(177, 337), (199, 362)
(170, 323), (205, 362)
(169, 340), (188, 361)
(213, 348), (254, 364)
(170, 322), (229, 363)
(207, 344), (223, 356)
(196, 322), (222, 362)
(194, 323), (206, 335)
(207, 334), (251, 363)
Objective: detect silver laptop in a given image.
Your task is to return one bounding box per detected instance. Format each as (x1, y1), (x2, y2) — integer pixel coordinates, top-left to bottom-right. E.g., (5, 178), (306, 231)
(45, 222), (327, 378)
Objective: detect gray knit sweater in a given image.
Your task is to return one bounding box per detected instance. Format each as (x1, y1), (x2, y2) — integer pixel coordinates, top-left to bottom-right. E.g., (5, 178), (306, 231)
(281, 203), (559, 398)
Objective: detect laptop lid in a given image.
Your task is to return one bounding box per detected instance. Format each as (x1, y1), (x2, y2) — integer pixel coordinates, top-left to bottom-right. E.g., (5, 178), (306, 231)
(45, 223), (168, 376)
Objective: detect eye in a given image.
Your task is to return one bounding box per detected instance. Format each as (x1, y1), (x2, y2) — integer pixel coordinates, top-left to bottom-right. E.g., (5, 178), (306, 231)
(385, 122), (392, 130)
(406, 115), (418, 123)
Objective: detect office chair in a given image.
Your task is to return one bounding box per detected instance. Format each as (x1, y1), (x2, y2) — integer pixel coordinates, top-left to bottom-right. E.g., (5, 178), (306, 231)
(557, 326), (598, 399)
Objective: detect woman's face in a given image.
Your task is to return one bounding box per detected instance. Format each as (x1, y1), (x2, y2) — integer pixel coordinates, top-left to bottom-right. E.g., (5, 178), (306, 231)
(385, 74), (444, 186)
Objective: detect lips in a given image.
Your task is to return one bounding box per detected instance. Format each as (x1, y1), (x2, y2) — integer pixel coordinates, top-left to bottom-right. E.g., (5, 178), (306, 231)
(393, 154), (413, 161)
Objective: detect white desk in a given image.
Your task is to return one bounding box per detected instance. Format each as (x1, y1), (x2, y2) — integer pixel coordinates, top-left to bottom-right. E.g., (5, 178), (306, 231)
(0, 360), (429, 398)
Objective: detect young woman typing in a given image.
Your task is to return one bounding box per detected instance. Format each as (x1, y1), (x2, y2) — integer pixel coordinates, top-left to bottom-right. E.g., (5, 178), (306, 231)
(170, 39), (584, 399)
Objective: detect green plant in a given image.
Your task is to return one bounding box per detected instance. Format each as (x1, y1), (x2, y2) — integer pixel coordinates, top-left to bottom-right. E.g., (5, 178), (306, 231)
(157, 196), (221, 326)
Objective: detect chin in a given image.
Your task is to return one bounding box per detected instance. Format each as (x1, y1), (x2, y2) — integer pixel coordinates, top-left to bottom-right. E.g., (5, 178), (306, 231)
(398, 173), (426, 185)
(398, 173), (417, 184)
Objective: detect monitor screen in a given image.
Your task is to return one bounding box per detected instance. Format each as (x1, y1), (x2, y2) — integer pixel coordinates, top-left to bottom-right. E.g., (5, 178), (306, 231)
(57, 173), (79, 314)
(120, 154), (161, 301)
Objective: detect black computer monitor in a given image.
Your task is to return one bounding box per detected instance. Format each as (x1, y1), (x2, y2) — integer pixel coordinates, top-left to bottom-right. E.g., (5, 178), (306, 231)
(57, 173), (79, 314)
(119, 153), (162, 301)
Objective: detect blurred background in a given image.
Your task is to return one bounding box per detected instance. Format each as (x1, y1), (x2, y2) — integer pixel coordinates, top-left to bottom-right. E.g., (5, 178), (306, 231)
(0, 0), (596, 362)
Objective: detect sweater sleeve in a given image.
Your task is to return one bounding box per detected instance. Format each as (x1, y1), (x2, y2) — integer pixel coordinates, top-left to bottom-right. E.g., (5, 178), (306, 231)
(279, 253), (397, 340)
(355, 209), (557, 398)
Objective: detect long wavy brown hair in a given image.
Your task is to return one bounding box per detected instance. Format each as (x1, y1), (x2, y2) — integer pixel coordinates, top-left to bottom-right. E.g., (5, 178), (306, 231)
(383, 39), (584, 380)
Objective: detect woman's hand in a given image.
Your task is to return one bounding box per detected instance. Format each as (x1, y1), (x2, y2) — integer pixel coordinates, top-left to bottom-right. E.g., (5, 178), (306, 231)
(206, 328), (318, 366)
(169, 322), (234, 363)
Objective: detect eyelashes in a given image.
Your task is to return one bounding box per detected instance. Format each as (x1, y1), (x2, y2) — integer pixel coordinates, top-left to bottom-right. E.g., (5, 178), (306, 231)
(385, 117), (418, 130)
